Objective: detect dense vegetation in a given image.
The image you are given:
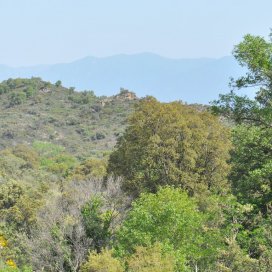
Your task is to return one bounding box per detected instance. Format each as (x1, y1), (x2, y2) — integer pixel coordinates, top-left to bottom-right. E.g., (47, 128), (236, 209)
(1, 31), (272, 271)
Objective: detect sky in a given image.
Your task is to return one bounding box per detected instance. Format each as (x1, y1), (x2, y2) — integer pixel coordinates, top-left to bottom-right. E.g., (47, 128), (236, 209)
(0, 0), (271, 66)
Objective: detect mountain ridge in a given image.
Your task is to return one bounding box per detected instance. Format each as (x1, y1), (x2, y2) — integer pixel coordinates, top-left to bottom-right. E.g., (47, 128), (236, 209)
(0, 53), (244, 103)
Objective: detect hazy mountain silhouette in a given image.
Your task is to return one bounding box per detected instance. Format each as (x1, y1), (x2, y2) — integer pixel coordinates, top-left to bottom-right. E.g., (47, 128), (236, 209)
(0, 53), (244, 103)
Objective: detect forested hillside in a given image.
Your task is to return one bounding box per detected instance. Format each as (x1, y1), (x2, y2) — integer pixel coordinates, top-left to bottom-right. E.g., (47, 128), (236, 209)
(1, 32), (272, 272)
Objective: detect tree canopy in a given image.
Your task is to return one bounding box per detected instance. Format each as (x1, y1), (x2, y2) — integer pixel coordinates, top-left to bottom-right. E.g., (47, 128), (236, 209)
(115, 187), (220, 271)
(212, 31), (272, 262)
(212, 32), (272, 128)
(108, 98), (231, 197)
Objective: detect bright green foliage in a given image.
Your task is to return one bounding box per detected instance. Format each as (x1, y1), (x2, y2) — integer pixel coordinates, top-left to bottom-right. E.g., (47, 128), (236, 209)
(127, 243), (175, 272)
(108, 97), (231, 196)
(80, 249), (124, 272)
(116, 187), (220, 270)
(32, 141), (65, 157)
(33, 141), (77, 176)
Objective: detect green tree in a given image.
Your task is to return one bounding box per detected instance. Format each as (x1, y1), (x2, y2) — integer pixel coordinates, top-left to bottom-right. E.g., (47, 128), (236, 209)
(55, 80), (62, 87)
(115, 187), (221, 271)
(212, 32), (272, 127)
(230, 126), (272, 214)
(211, 31), (272, 215)
(108, 98), (231, 197)
(81, 196), (114, 252)
(212, 31), (272, 265)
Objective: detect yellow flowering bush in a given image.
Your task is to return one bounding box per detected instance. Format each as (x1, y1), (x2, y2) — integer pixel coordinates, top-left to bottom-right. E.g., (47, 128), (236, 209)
(0, 236), (7, 248)
(6, 259), (16, 268)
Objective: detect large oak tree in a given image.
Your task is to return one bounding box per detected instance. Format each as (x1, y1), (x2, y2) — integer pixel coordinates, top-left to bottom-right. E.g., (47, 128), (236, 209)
(108, 98), (231, 197)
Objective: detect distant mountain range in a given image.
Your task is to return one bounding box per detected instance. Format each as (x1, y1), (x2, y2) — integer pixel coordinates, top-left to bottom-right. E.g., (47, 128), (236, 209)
(0, 53), (245, 103)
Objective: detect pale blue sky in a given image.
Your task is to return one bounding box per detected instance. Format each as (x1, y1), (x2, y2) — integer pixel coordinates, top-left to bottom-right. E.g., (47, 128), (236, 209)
(0, 0), (271, 66)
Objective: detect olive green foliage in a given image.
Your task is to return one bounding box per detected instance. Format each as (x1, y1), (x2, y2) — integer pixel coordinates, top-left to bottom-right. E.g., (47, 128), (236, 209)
(11, 144), (40, 169)
(0, 78), (136, 270)
(80, 243), (175, 272)
(108, 97), (231, 196)
(0, 143), (78, 269)
(258, 250), (272, 271)
(80, 250), (124, 272)
(0, 180), (43, 234)
(25, 177), (127, 272)
(216, 241), (258, 272)
(72, 158), (107, 179)
(126, 243), (175, 272)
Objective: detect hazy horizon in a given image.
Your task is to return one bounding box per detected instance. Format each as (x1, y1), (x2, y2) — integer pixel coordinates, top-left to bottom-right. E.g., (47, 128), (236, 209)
(0, 52), (233, 68)
(0, 53), (246, 103)
(1, 0), (272, 66)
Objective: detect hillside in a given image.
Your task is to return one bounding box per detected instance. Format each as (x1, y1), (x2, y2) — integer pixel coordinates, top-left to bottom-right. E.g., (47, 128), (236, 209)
(0, 78), (137, 159)
(0, 54), (244, 103)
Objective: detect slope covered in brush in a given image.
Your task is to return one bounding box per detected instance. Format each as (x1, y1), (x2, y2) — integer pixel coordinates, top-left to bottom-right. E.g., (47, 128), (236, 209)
(0, 78), (137, 159)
